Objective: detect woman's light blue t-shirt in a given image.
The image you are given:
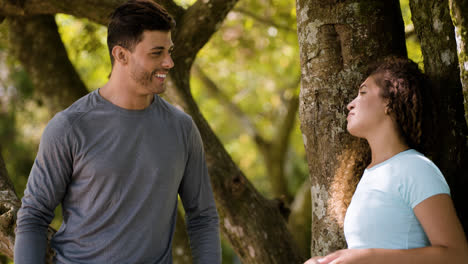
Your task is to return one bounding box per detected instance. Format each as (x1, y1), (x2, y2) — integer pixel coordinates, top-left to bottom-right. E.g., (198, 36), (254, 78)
(343, 149), (450, 249)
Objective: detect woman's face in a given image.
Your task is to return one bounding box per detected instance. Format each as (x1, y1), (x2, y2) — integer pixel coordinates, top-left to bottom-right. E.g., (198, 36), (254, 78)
(346, 74), (389, 139)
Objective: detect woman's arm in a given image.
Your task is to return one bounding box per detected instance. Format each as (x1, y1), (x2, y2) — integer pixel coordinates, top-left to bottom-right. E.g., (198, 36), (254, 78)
(305, 194), (468, 264)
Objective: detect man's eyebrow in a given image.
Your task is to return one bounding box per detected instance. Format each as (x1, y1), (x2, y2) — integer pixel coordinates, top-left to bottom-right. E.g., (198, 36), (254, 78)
(150, 45), (175, 51)
(359, 84), (367, 89)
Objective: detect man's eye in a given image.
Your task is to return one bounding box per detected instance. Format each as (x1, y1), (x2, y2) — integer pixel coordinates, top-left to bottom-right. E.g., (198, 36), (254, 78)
(359, 91), (366, 95)
(152, 52), (162, 56)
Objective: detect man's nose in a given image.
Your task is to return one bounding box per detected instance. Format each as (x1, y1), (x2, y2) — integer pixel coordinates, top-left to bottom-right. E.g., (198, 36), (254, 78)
(162, 54), (174, 69)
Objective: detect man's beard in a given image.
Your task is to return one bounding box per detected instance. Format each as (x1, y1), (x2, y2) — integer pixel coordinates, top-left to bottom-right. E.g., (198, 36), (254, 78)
(131, 66), (154, 87)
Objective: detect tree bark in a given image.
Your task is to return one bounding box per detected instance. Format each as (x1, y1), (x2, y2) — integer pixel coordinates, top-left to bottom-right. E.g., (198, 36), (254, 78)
(296, 0), (406, 256)
(449, 0), (468, 123)
(0, 148), (20, 260)
(8, 15), (89, 113)
(410, 0), (468, 233)
(2, 0), (306, 262)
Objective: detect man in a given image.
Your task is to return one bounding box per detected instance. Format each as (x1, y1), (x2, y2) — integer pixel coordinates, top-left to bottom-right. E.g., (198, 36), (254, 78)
(14, 1), (221, 263)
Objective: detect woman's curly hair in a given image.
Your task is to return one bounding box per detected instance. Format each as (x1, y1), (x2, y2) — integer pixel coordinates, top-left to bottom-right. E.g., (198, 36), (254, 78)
(328, 56), (435, 227)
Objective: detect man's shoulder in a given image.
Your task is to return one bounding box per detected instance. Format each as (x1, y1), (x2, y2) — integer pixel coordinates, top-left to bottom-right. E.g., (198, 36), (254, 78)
(156, 95), (193, 125)
(58, 91), (98, 125)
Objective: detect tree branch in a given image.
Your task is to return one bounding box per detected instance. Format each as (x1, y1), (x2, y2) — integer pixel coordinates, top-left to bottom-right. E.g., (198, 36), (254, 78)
(8, 15), (89, 113)
(233, 7), (295, 33)
(172, 0), (239, 71)
(275, 76), (300, 156)
(191, 64), (269, 149)
(0, 0), (185, 26)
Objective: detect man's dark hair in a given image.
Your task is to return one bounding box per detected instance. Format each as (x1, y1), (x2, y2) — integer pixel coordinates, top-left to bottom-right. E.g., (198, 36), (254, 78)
(107, 0), (176, 66)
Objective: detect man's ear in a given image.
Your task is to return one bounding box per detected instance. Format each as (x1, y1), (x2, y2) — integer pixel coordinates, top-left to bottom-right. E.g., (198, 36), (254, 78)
(112, 46), (129, 65)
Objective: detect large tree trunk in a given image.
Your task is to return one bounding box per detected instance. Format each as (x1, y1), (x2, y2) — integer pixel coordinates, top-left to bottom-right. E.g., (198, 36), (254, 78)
(1, 0), (306, 262)
(296, 0), (406, 256)
(410, 0), (468, 233)
(8, 15), (89, 112)
(449, 0), (468, 123)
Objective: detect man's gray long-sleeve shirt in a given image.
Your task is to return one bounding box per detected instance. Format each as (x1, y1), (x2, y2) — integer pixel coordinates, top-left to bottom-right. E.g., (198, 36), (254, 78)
(14, 89), (221, 263)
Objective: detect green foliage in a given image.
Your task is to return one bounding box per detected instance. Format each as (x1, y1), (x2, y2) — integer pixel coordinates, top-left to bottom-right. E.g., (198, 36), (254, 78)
(174, 0), (196, 8)
(400, 0), (424, 68)
(55, 14), (110, 91)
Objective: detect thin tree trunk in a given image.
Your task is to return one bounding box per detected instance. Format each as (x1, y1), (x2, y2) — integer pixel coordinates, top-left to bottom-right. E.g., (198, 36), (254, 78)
(410, 0), (468, 233)
(296, 0), (406, 256)
(449, 0), (468, 123)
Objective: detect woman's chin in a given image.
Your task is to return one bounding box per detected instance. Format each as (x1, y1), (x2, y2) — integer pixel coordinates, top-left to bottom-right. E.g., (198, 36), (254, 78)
(346, 125), (362, 138)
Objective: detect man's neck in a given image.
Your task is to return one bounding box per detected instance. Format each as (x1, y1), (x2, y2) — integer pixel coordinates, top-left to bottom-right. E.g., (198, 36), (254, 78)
(100, 73), (153, 110)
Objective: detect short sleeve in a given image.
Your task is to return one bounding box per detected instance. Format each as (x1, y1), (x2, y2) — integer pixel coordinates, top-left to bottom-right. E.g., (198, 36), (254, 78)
(398, 156), (450, 209)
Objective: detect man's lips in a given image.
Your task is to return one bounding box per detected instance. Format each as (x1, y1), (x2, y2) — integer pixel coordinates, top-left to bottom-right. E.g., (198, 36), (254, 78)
(153, 72), (168, 81)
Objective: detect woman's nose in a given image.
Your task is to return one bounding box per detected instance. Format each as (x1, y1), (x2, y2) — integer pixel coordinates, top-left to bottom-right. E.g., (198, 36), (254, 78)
(347, 99), (355, 111)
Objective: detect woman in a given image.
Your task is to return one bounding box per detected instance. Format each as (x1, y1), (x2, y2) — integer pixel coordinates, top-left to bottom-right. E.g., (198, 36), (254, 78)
(305, 57), (468, 264)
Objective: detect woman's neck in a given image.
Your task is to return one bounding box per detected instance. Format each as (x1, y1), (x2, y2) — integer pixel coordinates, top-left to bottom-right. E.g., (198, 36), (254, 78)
(366, 125), (409, 169)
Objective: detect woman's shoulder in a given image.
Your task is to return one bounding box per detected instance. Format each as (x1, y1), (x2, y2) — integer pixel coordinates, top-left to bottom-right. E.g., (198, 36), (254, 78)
(392, 149), (450, 207)
(391, 149), (441, 175)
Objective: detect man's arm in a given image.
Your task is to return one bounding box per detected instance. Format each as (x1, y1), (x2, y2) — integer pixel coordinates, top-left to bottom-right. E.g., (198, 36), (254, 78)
(14, 113), (73, 263)
(178, 119), (221, 264)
